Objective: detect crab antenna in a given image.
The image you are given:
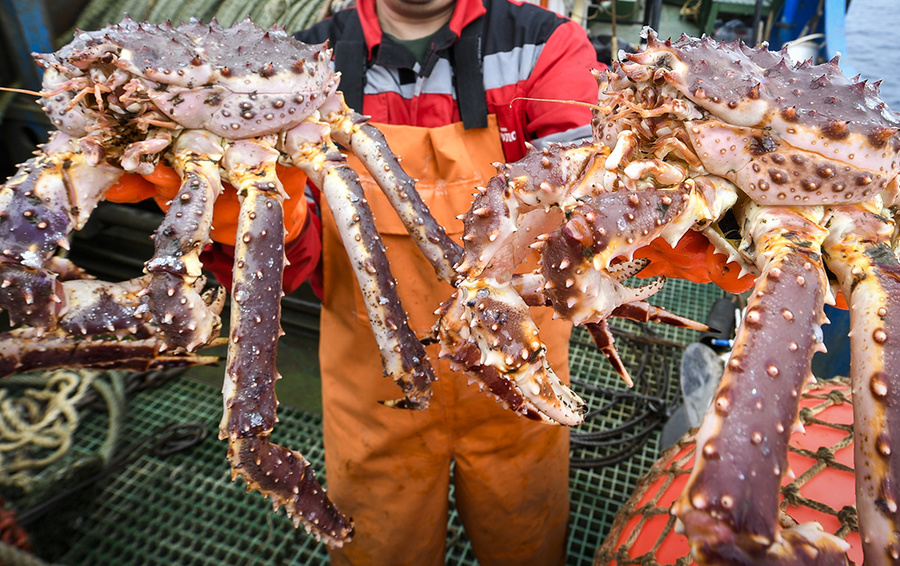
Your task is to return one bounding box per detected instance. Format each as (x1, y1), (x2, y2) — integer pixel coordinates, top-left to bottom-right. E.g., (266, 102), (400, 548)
(510, 96), (603, 112)
(0, 86), (42, 97)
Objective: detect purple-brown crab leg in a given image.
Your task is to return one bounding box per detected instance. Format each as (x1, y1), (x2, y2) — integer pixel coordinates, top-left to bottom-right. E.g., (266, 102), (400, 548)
(0, 132), (227, 375)
(430, 145), (634, 418)
(0, 326), (219, 377)
(673, 206), (850, 565)
(585, 299), (710, 387)
(539, 186), (704, 387)
(217, 137), (353, 546)
(439, 152), (713, 418)
(285, 121), (434, 409)
(455, 143), (603, 282)
(432, 295), (549, 422)
(0, 273), (219, 376)
(145, 130), (226, 352)
(825, 205), (900, 565)
(0, 133), (123, 329)
(322, 93), (463, 283)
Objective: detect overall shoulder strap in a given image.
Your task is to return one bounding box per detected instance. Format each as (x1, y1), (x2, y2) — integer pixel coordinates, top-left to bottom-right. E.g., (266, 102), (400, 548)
(333, 10), (367, 113)
(450, 1), (488, 130)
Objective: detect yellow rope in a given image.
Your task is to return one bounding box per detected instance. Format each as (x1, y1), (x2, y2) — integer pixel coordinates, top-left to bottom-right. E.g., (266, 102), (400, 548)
(0, 370), (99, 491)
(680, 0), (703, 21)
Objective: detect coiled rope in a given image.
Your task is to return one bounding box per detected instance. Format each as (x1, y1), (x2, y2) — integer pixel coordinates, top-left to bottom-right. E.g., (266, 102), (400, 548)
(0, 370), (124, 492)
(0, 541), (48, 566)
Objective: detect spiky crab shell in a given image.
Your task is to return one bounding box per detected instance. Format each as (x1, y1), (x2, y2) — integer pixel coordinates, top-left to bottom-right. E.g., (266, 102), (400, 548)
(623, 31), (900, 206)
(35, 17), (336, 140)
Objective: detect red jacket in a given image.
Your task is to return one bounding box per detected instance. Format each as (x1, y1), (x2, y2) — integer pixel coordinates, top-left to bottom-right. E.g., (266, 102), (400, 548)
(296, 0), (603, 162)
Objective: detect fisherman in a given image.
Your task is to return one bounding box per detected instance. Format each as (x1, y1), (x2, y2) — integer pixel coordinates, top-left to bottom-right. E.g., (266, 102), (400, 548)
(281, 1), (603, 564)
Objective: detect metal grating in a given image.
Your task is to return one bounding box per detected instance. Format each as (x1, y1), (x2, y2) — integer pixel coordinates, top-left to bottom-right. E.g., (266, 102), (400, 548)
(17, 278), (723, 566)
(565, 278), (726, 563)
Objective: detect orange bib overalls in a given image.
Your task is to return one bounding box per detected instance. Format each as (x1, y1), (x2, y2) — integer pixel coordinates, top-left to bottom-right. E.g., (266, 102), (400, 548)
(319, 115), (573, 565)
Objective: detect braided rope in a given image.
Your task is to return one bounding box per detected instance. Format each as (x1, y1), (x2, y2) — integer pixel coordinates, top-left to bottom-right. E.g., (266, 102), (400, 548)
(594, 377), (856, 566)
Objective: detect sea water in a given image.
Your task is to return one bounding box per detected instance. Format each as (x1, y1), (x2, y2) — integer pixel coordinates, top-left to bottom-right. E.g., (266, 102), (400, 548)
(845, 0), (900, 110)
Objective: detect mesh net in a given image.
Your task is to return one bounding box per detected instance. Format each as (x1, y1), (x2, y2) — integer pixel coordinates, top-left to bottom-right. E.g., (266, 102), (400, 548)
(4, 278), (726, 566)
(594, 377), (860, 566)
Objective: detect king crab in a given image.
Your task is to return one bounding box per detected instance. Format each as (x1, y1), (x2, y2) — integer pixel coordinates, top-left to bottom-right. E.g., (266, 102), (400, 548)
(0, 17), (472, 546)
(433, 30), (900, 565)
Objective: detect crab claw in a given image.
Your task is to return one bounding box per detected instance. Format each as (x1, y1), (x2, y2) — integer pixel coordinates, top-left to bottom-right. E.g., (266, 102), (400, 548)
(435, 278), (586, 426)
(580, 289), (710, 387)
(540, 187), (691, 324)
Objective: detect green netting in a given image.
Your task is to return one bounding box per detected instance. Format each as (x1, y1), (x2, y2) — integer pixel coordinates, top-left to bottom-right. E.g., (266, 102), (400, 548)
(13, 278), (722, 566)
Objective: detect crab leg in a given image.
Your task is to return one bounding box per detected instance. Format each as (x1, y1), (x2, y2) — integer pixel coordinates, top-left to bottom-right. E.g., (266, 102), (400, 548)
(437, 185), (702, 420)
(585, 299), (710, 386)
(539, 187), (702, 387)
(145, 130), (226, 352)
(0, 275), (220, 377)
(435, 277), (585, 425)
(824, 204), (900, 565)
(0, 133), (123, 328)
(540, 188), (691, 326)
(217, 137), (353, 546)
(0, 132), (228, 375)
(430, 146), (598, 420)
(322, 93), (464, 283)
(432, 293), (552, 423)
(285, 121), (434, 408)
(455, 143), (603, 282)
(0, 327), (218, 378)
(673, 206), (850, 565)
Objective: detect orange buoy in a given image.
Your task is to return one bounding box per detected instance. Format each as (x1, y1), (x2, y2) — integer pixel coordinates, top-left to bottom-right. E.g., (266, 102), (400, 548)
(595, 378), (861, 565)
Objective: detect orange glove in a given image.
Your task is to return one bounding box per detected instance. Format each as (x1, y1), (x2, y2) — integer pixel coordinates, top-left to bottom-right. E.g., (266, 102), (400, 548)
(634, 230), (757, 294)
(633, 230), (713, 285)
(105, 163), (310, 247)
(106, 162), (322, 295)
(635, 232), (852, 308)
(704, 242), (757, 294)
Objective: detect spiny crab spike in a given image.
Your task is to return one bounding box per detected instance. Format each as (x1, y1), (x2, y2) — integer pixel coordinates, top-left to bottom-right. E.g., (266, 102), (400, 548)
(773, 58), (791, 73)
(747, 82), (761, 99)
(869, 126), (899, 148)
(850, 79), (868, 95)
